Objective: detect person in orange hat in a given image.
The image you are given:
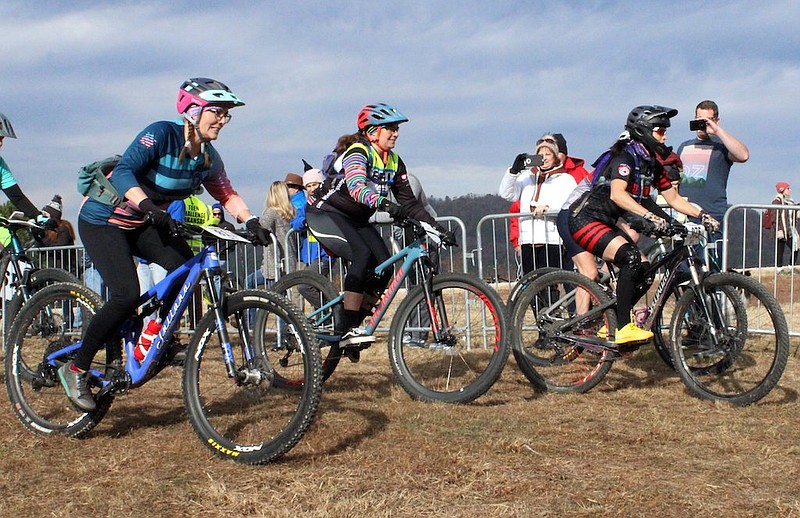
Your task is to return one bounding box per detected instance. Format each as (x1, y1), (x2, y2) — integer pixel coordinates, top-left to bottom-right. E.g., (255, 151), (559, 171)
(772, 182), (799, 268)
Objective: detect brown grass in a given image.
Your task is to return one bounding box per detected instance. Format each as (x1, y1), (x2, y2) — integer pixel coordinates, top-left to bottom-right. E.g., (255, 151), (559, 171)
(1, 337), (799, 517)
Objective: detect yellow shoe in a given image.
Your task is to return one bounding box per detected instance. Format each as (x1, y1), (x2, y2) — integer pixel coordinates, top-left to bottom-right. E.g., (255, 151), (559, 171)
(614, 323), (654, 345)
(596, 325), (608, 339)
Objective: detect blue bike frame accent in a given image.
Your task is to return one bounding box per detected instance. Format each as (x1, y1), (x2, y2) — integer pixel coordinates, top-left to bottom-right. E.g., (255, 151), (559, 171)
(46, 244), (226, 388)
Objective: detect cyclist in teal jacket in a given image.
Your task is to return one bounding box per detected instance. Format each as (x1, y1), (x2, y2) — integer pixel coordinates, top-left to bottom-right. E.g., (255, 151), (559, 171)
(0, 112), (44, 219)
(59, 78), (270, 412)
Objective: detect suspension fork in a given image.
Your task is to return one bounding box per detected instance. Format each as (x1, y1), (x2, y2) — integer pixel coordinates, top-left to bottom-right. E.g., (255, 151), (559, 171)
(684, 253), (722, 341)
(419, 258), (447, 341)
(203, 268), (242, 379)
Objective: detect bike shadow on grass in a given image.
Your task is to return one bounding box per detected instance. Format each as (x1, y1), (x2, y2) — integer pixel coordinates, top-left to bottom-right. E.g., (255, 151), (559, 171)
(95, 392), (188, 438)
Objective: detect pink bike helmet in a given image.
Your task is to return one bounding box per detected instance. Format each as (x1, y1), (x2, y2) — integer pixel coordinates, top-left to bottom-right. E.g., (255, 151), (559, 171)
(176, 77), (245, 114)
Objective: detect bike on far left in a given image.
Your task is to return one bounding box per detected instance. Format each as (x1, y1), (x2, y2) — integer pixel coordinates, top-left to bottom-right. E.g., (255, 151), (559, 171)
(4, 222), (322, 465)
(1, 211), (78, 341)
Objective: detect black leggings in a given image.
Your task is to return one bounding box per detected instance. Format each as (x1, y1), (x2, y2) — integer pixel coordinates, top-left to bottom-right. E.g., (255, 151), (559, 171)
(305, 209), (391, 294)
(74, 220), (194, 370)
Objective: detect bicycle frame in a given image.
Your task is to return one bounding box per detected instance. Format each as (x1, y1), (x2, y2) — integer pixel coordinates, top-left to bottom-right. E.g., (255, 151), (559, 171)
(307, 234), (442, 341)
(540, 226), (708, 348)
(44, 228), (248, 394)
(1, 218), (38, 302)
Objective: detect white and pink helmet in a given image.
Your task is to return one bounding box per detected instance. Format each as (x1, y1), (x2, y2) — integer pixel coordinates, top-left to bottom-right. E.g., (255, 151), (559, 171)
(176, 77), (245, 115)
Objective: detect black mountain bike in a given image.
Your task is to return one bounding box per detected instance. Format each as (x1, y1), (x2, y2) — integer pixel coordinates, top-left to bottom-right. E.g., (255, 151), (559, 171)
(1, 213), (78, 341)
(511, 222), (789, 406)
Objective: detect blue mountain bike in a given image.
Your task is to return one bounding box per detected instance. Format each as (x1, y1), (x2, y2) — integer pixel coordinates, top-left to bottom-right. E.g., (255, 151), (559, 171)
(4, 223), (322, 464)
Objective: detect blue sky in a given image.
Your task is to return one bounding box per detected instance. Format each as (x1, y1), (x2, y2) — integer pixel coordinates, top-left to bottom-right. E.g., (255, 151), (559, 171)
(2, 0), (798, 229)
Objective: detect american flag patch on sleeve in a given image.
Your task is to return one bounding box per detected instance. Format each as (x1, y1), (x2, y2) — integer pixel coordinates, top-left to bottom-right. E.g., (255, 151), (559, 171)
(139, 133), (157, 148)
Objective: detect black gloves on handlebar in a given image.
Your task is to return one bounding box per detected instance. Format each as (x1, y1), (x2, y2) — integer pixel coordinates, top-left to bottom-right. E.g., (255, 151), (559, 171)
(699, 210), (720, 233)
(441, 229), (458, 247)
(642, 211), (670, 233)
(245, 217), (271, 246)
(140, 198), (178, 235)
(379, 198), (406, 221)
(624, 214), (656, 235)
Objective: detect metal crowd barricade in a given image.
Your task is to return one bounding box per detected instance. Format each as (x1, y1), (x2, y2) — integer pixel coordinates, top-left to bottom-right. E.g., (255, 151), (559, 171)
(6, 209), (794, 349)
(475, 211), (569, 300)
(722, 204), (800, 340)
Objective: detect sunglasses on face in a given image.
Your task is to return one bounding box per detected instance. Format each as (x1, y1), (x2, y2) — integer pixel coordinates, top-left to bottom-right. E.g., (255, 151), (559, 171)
(653, 127), (668, 136)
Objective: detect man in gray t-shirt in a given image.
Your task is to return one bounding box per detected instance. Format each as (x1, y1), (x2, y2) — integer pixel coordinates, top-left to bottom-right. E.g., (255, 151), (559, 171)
(677, 99), (749, 222)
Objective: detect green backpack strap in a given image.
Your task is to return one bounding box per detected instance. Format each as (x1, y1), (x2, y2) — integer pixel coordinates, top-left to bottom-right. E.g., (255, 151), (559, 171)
(77, 155), (125, 207)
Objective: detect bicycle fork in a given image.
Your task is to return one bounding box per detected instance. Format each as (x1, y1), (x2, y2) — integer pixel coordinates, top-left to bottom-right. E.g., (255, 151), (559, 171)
(419, 261), (455, 346)
(204, 269), (245, 381)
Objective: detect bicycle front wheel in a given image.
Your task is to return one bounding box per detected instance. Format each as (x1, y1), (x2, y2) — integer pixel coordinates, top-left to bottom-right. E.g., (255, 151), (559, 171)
(182, 290), (322, 464)
(670, 272), (789, 405)
(388, 273), (509, 404)
(4, 282), (112, 437)
(511, 270), (616, 394)
(3, 267), (79, 341)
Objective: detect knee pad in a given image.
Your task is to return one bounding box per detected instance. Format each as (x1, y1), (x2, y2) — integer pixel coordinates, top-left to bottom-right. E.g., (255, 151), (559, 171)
(614, 243), (642, 276)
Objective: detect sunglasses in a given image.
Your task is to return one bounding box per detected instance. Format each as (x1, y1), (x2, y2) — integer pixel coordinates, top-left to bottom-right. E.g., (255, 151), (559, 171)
(653, 127), (668, 136)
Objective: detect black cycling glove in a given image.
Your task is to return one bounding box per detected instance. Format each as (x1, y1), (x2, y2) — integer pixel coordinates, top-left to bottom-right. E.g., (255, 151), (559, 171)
(246, 217), (271, 245)
(441, 229), (458, 247)
(379, 198), (406, 221)
(140, 198), (177, 234)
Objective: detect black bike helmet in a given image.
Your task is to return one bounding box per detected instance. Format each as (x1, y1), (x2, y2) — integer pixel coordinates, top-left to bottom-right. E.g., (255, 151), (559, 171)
(625, 105), (678, 159)
(0, 112), (17, 139)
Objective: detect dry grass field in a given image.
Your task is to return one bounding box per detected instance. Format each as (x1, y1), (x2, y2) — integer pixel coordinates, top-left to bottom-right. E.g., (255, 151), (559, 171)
(1, 336), (798, 517)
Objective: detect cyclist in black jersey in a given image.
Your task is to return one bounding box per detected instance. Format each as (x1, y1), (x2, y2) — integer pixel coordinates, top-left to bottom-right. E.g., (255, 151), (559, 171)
(568, 105), (720, 345)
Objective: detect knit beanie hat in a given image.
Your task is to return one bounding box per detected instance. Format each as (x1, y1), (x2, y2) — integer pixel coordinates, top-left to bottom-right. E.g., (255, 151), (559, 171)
(42, 194), (62, 221)
(303, 169), (324, 187)
(535, 140), (561, 161)
(776, 181), (790, 193)
(552, 133), (568, 156)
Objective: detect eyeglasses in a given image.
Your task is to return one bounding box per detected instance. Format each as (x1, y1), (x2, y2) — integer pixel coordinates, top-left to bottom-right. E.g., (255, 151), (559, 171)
(205, 107), (232, 123)
(381, 124), (400, 133)
(536, 137), (556, 145)
(652, 127), (667, 136)
(212, 211), (222, 216)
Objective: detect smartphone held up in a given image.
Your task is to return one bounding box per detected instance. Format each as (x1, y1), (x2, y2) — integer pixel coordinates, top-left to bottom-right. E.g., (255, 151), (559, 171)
(689, 119), (707, 131)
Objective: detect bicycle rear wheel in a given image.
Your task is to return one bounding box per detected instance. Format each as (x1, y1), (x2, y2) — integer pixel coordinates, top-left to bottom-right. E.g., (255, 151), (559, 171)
(270, 270), (342, 382)
(4, 282), (112, 437)
(670, 272), (789, 405)
(511, 270), (616, 393)
(183, 290), (322, 464)
(388, 273), (509, 404)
